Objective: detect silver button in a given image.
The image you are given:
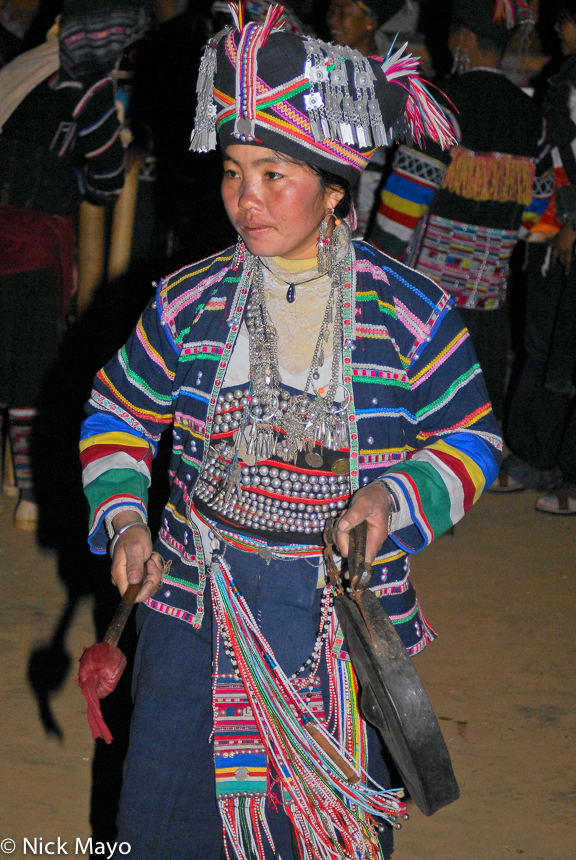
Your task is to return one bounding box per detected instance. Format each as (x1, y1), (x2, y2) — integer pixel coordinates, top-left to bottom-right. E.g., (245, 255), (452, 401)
(234, 766), (249, 781)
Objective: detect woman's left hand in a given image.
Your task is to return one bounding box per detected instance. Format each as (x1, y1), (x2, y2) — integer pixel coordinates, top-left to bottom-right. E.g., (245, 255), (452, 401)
(336, 482), (392, 563)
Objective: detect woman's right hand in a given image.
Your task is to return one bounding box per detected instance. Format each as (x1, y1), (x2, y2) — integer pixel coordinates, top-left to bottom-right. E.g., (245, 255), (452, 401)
(110, 511), (164, 602)
(552, 224), (576, 274)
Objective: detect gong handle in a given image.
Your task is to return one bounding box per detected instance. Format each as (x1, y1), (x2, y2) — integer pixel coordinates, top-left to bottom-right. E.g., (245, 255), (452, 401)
(349, 521), (372, 591)
(102, 582), (142, 647)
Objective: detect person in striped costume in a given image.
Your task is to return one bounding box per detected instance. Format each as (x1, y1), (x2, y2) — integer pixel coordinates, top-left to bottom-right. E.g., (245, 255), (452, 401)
(0, 2), (145, 528)
(370, 0), (554, 421)
(80, 5), (501, 858)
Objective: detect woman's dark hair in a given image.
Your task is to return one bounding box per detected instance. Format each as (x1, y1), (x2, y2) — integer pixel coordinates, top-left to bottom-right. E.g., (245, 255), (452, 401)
(309, 165), (353, 220)
(558, 1), (576, 25)
(450, 19), (509, 57)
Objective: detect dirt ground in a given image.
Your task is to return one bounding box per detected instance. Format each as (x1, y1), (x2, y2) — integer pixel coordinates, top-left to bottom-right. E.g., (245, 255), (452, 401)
(0, 488), (574, 860)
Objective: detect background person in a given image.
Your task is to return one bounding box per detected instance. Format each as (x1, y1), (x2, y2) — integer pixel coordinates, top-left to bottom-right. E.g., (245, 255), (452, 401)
(494, 0), (576, 514)
(0, 5), (128, 529)
(370, 0), (554, 421)
(327, 0), (405, 236)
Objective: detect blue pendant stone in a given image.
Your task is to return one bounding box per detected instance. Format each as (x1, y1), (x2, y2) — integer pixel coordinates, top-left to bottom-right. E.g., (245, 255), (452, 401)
(286, 283), (296, 303)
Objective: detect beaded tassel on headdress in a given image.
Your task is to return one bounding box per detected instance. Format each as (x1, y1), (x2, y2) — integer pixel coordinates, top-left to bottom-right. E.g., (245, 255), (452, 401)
(380, 42), (456, 149)
(230, 1), (284, 140)
(210, 556), (408, 860)
(190, 26), (231, 153)
(492, 0), (532, 27)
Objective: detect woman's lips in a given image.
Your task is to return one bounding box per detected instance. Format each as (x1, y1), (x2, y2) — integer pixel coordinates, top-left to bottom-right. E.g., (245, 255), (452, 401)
(241, 225), (274, 237)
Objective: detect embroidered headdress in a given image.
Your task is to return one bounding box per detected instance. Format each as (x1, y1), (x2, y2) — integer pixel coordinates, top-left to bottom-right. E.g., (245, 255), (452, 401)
(190, 1), (456, 184)
(59, 0), (151, 79)
(452, 0), (535, 48)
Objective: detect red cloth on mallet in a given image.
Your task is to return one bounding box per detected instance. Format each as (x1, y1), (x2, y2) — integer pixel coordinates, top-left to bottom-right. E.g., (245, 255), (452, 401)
(75, 643), (127, 744)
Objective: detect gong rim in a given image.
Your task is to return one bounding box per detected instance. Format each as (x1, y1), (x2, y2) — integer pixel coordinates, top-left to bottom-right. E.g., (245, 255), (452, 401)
(335, 591), (460, 816)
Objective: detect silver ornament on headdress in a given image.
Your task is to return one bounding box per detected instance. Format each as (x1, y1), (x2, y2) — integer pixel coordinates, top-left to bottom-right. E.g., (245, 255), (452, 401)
(303, 38), (387, 150)
(189, 26), (230, 153)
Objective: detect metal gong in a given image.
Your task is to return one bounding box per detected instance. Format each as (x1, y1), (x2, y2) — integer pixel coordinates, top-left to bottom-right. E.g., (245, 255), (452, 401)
(324, 522), (460, 816)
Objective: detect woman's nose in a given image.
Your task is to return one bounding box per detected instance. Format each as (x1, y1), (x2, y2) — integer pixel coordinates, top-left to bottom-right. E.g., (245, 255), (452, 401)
(237, 181), (263, 211)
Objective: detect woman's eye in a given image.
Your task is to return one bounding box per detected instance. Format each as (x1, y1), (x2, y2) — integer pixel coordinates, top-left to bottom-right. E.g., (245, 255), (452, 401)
(223, 166), (239, 178)
(266, 171), (284, 180)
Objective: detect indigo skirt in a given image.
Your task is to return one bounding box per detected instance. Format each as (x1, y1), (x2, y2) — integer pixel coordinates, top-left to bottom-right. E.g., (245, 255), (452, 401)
(116, 546), (394, 859)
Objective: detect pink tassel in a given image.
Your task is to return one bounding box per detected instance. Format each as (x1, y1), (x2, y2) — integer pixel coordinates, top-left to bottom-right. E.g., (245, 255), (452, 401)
(381, 45), (457, 150)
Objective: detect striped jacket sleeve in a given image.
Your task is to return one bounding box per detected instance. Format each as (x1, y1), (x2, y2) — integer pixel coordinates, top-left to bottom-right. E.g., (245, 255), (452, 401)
(80, 284), (178, 553)
(73, 75), (125, 202)
(370, 144), (447, 259)
(380, 299), (502, 552)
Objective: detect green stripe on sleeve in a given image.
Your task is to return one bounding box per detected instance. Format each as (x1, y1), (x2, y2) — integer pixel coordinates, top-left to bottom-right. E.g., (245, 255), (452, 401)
(386, 459), (453, 537)
(84, 468), (150, 523)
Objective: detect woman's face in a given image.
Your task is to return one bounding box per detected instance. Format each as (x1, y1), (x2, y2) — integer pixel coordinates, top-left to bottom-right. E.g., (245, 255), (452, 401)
(222, 145), (344, 260)
(327, 0), (374, 50)
(555, 13), (576, 56)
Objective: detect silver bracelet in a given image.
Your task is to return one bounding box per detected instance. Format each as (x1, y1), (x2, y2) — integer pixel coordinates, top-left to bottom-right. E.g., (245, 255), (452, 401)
(109, 519), (151, 559)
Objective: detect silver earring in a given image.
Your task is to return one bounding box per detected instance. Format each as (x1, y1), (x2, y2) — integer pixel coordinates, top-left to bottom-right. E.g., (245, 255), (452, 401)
(317, 210), (352, 276)
(231, 235), (245, 269)
(451, 44), (470, 76)
(317, 211), (333, 274)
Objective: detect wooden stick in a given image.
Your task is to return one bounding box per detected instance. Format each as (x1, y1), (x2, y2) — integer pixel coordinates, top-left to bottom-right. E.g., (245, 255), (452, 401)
(77, 200), (106, 312)
(101, 582), (142, 648)
(107, 154), (143, 282)
(304, 722), (360, 784)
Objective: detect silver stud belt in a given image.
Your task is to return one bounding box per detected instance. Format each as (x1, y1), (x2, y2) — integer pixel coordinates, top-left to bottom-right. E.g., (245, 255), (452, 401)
(195, 457), (350, 536)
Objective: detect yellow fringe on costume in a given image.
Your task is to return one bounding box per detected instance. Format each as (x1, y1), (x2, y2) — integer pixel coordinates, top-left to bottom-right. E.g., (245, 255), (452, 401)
(442, 146), (536, 206)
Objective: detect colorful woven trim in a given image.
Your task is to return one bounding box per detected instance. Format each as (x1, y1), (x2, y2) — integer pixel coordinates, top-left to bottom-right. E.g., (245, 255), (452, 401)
(343, 257), (360, 493)
(443, 146), (536, 206)
(190, 501), (323, 559)
(417, 214), (517, 310)
(230, 4), (284, 139)
(210, 555), (407, 860)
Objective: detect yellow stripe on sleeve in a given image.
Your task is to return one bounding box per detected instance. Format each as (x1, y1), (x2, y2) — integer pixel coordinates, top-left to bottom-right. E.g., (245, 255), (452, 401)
(80, 432), (150, 452)
(426, 438), (486, 502)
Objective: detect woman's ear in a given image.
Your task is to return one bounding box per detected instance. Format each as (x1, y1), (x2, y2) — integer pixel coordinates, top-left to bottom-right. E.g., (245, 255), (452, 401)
(325, 185), (345, 212)
(460, 26), (476, 53)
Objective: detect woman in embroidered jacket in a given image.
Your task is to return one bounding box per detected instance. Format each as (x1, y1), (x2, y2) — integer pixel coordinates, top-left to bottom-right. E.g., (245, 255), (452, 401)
(80, 5), (501, 859)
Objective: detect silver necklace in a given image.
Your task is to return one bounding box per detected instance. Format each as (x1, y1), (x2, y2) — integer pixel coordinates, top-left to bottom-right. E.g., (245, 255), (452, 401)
(228, 251), (350, 474)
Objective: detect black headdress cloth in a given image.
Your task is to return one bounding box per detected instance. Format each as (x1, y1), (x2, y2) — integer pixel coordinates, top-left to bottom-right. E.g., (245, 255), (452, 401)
(451, 0), (532, 48)
(190, 3), (456, 185)
(355, 0), (406, 26)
